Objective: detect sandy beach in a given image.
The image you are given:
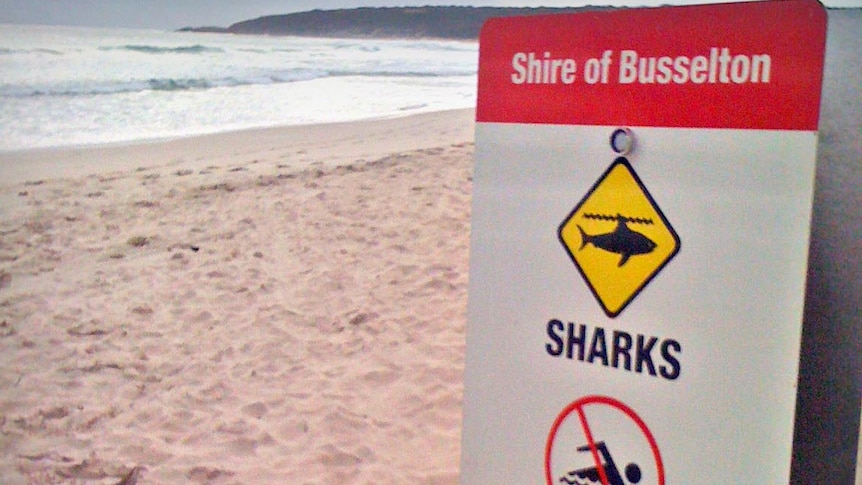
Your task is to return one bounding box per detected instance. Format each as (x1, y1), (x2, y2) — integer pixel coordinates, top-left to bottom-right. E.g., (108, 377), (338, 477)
(0, 109), (474, 484)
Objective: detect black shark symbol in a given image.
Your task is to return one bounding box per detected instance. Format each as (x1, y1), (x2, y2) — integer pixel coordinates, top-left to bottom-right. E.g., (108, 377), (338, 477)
(578, 214), (657, 266)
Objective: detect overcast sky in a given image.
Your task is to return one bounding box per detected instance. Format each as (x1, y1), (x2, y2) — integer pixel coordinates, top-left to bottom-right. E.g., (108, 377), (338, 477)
(0, 0), (858, 30)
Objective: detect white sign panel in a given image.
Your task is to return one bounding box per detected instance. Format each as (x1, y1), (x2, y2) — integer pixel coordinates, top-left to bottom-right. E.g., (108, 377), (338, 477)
(461, 1), (828, 483)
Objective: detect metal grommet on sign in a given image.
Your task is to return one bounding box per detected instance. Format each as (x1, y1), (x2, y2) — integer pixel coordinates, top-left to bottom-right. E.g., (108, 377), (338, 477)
(610, 128), (634, 155)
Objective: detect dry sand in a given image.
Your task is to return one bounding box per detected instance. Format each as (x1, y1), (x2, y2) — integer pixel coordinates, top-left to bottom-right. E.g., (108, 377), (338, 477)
(0, 109), (475, 484)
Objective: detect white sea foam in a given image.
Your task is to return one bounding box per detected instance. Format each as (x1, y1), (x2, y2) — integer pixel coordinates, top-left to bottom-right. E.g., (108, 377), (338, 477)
(0, 24), (478, 150)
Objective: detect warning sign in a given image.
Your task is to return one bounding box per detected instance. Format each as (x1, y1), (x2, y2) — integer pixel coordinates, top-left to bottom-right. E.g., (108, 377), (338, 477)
(461, 1), (827, 484)
(559, 157), (680, 317)
(545, 396), (663, 485)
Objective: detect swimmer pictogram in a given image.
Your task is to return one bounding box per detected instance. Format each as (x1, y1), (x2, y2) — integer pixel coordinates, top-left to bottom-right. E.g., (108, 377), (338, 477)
(545, 396), (664, 485)
(560, 442), (642, 485)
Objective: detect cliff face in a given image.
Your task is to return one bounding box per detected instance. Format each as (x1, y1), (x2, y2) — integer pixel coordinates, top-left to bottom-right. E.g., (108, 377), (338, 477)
(183, 6), (608, 40)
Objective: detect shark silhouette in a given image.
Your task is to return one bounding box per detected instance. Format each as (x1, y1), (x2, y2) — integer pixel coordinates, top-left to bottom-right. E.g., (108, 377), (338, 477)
(578, 214), (657, 266)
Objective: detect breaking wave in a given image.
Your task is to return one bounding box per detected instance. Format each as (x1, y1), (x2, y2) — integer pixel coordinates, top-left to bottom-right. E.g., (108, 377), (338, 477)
(0, 47), (65, 55)
(0, 23), (479, 151)
(1, 69), (473, 99)
(98, 44), (225, 54)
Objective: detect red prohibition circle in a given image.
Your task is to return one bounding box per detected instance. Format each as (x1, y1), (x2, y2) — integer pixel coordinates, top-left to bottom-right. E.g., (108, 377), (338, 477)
(544, 395), (665, 485)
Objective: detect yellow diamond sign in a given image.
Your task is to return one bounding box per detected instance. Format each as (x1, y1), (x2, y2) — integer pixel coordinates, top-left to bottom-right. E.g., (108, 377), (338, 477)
(558, 157), (680, 317)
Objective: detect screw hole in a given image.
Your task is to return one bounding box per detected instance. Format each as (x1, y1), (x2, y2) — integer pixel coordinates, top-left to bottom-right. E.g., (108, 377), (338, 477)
(610, 128), (634, 155)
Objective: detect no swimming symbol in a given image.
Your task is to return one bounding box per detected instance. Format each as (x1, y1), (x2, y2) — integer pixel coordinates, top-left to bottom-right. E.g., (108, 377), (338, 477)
(545, 396), (665, 485)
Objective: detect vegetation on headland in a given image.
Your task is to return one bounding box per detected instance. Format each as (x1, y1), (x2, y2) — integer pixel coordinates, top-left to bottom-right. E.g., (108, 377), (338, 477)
(178, 6), (612, 40)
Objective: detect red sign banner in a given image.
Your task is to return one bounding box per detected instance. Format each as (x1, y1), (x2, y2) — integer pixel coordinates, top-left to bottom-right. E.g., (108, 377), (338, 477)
(477, 0), (827, 130)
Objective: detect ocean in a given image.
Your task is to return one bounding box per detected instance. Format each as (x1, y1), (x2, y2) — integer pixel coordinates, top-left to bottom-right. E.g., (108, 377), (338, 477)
(0, 24), (478, 151)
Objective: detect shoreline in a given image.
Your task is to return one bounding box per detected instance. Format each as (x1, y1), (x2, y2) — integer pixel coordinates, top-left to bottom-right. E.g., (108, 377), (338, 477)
(0, 108), (476, 188)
